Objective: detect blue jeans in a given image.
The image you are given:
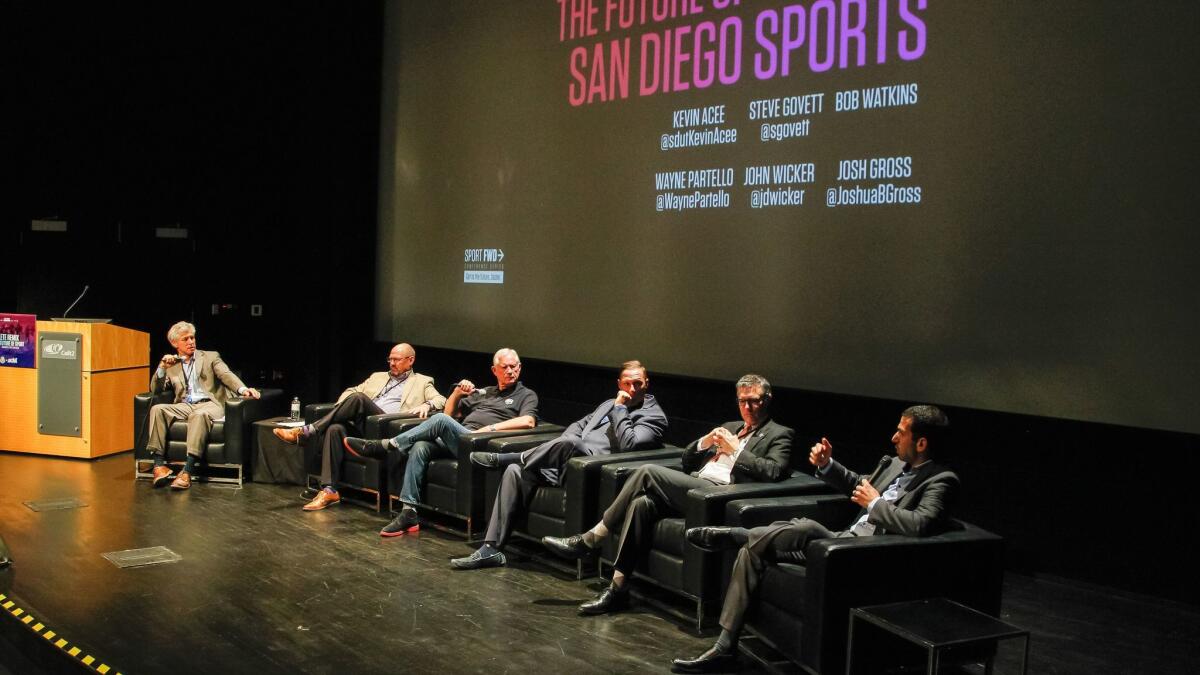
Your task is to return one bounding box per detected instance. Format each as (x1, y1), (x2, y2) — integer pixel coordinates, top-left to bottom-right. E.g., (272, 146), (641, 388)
(389, 413), (469, 506)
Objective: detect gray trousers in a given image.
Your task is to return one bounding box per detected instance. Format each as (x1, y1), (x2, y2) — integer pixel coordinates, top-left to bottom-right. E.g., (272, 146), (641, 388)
(719, 518), (854, 634)
(604, 463), (714, 576)
(484, 436), (599, 548)
(146, 399), (225, 458)
(314, 393), (384, 486)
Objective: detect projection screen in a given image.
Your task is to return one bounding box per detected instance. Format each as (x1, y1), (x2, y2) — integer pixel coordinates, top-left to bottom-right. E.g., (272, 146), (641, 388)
(377, 1), (1199, 434)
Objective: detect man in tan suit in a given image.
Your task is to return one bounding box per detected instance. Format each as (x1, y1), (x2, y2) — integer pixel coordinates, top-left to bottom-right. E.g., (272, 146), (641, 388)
(274, 343), (446, 511)
(147, 321), (261, 490)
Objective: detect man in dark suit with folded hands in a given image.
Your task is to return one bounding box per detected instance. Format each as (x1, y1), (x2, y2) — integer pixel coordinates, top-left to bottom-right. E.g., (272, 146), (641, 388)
(543, 373), (793, 615)
(451, 360), (668, 570)
(671, 404), (959, 673)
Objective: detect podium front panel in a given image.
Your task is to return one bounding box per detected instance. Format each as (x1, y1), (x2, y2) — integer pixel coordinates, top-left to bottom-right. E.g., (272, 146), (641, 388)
(37, 331), (83, 437)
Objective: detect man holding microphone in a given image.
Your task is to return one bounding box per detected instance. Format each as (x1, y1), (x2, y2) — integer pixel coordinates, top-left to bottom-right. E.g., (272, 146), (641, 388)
(145, 321), (259, 490)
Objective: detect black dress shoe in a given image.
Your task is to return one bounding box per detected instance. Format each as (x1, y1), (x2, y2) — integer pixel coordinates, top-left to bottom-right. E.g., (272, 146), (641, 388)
(542, 534), (593, 560)
(671, 644), (738, 673)
(450, 548), (507, 570)
(685, 526), (739, 552)
(579, 583), (629, 615)
(343, 436), (386, 459)
(470, 452), (500, 468)
(471, 452), (522, 469)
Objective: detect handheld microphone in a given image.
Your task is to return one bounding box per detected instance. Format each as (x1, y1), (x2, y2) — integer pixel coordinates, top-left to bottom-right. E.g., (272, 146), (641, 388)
(869, 455), (892, 482)
(62, 285), (89, 318)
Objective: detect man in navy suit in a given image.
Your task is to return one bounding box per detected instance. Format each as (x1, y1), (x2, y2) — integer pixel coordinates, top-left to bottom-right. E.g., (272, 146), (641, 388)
(450, 360), (668, 570)
(672, 404), (959, 673)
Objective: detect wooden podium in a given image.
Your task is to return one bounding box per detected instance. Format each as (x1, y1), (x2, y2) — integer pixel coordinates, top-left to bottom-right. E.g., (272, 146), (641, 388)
(0, 321), (149, 459)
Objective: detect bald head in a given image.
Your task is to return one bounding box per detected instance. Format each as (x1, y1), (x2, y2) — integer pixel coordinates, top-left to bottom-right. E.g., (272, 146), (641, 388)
(388, 343), (416, 377)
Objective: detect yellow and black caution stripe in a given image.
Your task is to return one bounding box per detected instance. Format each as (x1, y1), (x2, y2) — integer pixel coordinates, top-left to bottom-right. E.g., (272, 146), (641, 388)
(0, 592), (123, 674)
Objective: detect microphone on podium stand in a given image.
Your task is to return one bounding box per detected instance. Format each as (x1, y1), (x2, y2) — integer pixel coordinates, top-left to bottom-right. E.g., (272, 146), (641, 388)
(62, 284), (89, 318)
(52, 284), (111, 323)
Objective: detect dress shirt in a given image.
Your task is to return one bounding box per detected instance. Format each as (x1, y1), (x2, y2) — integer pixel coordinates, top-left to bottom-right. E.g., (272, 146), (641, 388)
(372, 371), (411, 414)
(696, 426), (752, 485)
(819, 460), (918, 536)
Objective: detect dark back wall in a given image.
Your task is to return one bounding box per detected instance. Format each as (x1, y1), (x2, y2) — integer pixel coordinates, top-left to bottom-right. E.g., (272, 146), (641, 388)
(6, 3), (1196, 607)
(7, 3), (383, 402)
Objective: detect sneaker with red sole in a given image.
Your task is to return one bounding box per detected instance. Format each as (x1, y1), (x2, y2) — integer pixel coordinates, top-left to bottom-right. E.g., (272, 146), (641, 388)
(380, 509), (420, 537)
(343, 436), (387, 459)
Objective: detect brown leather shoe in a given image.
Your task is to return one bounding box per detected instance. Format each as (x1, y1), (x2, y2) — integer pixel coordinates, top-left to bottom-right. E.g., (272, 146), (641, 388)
(302, 489), (341, 511)
(170, 471), (191, 490)
(273, 426), (304, 444)
(152, 466), (174, 488)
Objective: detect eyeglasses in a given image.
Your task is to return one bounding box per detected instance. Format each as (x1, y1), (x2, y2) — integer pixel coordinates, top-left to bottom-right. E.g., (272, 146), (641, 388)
(737, 397), (764, 406)
(387, 356), (412, 363)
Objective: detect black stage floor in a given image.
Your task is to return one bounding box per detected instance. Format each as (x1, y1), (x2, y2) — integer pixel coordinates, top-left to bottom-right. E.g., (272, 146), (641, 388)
(1, 451), (1197, 674)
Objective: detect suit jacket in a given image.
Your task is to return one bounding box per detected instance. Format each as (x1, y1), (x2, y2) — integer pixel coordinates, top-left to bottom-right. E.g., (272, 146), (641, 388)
(560, 394), (668, 455)
(337, 371), (446, 413)
(822, 456), (959, 537)
(682, 418), (794, 483)
(150, 350), (246, 408)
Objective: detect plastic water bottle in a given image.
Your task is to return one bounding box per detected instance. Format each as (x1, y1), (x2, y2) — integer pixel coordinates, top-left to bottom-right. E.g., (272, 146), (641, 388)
(290, 396), (301, 421)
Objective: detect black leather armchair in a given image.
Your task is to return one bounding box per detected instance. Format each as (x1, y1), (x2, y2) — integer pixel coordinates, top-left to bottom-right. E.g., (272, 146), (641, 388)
(595, 458), (836, 628)
(133, 388), (285, 485)
(723, 494), (1005, 674)
(480, 436), (680, 577)
(299, 403), (424, 511)
(376, 415), (564, 538)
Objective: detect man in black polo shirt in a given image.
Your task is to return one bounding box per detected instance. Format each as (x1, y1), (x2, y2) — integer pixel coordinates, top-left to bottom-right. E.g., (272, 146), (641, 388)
(344, 348), (538, 535)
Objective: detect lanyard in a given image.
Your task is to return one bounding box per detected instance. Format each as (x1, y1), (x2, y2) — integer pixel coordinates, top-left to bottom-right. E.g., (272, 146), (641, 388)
(182, 356), (195, 396)
(374, 374), (408, 401)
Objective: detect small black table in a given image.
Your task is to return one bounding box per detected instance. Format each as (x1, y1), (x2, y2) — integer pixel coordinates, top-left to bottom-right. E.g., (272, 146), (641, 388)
(251, 417), (308, 485)
(847, 597), (1029, 674)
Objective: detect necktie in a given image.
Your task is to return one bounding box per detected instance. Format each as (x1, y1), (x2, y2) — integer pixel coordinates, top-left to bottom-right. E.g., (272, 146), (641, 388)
(708, 427), (751, 463)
